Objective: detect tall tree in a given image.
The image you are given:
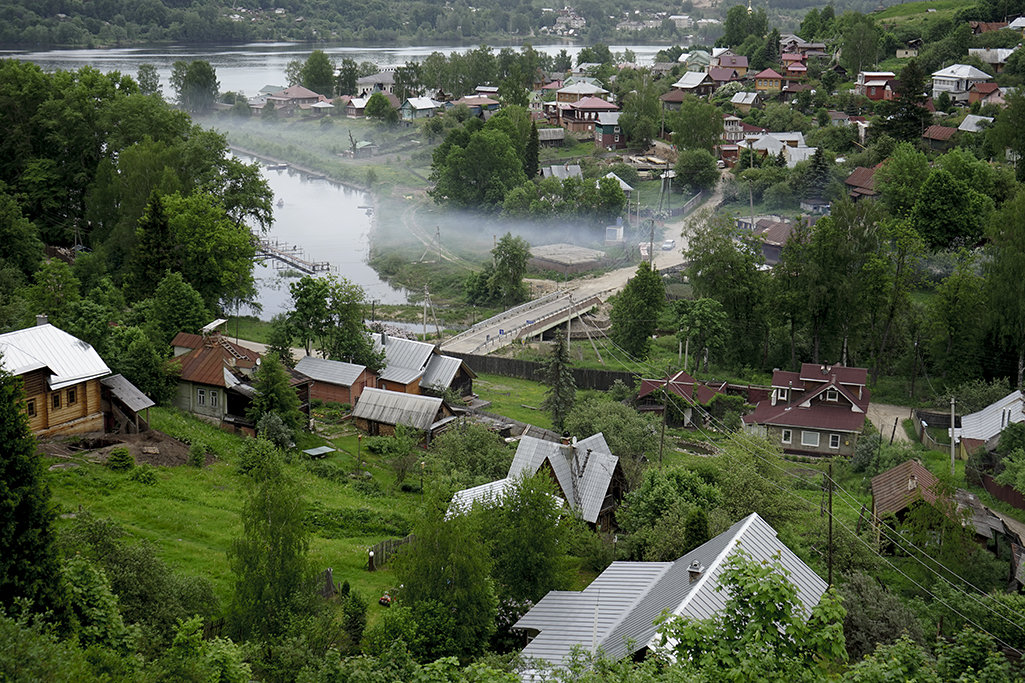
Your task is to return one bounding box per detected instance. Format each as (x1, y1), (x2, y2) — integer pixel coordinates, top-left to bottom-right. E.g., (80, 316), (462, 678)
(130, 192), (175, 301)
(540, 328), (575, 431)
(489, 232), (530, 305)
(669, 97), (724, 152)
(335, 58), (359, 96)
(169, 60), (219, 114)
(148, 271), (210, 346)
(929, 252), (985, 383)
(838, 12), (879, 75)
(876, 60), (931, 142)
(910, 169), (993, 249)
(985, 189), (1025, 388)
(675, 298), (729, 374)
(300, 50), (335, 97)
(136, 63), (160, 96)
(247, 353), (303, 433)
(394, 506), (498, 661)
(287, 275), (331, 357)
(524, 122), (540, 179)
(618, 77), (662, 150)
(874, 142), (929, 218)
(610, 261), (665, 359)
(322, 276), (384, 370)
(0, 365), (61, 615)
(227, 448), (312, 641)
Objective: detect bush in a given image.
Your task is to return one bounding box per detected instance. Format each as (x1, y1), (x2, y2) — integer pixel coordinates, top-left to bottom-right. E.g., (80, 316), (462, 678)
(257, 411), (295, 451)
(188, 442), (206, 468)
(106, 447), (134, 471)
(129, 465), (157, 485)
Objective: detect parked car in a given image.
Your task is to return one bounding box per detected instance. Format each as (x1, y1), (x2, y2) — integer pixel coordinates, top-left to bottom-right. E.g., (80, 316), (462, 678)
(661, 239), (676, 250)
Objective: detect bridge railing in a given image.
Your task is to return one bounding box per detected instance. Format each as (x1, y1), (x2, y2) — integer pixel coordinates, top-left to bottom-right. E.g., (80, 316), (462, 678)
(467, 292), (609, 354)
(444, 290), (568, 347)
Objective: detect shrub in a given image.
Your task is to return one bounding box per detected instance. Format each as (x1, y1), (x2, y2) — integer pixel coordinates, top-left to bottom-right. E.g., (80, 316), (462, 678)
(129, 465), (157, 485)
(106, 447), (134, 472)
(188, 442), (206, 468)
(257, 411), (294, 451)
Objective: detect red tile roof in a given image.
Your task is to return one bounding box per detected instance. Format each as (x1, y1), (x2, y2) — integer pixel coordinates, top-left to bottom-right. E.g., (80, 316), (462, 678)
(754, 68), (783, 79)
(638, 371), (725, 404)
(971, 82), (1000, 95)
(744, 364), (870, 432)
(923, 124), (956, 141)
(845, 166), (879, 196)
(871, 460), (942, 517)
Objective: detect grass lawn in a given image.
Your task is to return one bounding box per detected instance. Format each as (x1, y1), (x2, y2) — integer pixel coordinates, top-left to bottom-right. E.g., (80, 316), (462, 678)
(45, 407), (424, 615)
(474, 372), (553, 429)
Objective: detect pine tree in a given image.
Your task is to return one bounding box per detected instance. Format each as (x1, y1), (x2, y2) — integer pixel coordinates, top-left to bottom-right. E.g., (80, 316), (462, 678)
(610, 261), (665, 359)
(540, 329), (575, 431)
(0, 364), (62, 615)
(525, 122), (540, 179)
(130, 192), (175, 301)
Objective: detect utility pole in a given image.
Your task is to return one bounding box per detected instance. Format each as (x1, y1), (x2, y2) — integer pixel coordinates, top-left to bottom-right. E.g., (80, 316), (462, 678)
(909, 338), (918, 399)
(423, 284), (428, 341)
(950, 395), (956, 476)
(827, 461), (834, 586)
(649, 220), (655, 266)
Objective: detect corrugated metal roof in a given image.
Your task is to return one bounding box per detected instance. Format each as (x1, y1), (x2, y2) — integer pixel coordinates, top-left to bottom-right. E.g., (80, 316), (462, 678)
(508, 433), (616, 523)
(0, 324), (110, 389)
(294, 356), (366, 387)
(351, 387), (443, 431)
(373, 333), (435, 384)
(956, 390), (1023, 442)
(421, 355), (463, 391)
(447, 476), (566, 518)
(515, 513), (827, 680)
(100, 374), (155, 412)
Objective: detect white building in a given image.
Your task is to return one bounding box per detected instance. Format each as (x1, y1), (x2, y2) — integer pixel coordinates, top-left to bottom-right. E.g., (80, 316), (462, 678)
(931, 64), (992, 103)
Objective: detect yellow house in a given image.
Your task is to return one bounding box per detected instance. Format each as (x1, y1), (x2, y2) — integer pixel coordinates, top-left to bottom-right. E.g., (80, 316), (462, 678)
(754, 68), (783, 92)
(0, 321), (112, 436)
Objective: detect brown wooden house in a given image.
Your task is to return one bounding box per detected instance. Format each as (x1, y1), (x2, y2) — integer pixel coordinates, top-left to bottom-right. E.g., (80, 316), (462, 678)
(0, 321), (117, 437)
(294, 356), (376, 405)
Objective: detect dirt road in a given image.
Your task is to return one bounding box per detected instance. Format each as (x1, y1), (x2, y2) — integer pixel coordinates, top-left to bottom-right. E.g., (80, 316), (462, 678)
(867, 403), (913, 443)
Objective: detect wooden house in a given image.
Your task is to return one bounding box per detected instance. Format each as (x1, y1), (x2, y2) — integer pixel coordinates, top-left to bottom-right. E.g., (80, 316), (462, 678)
(753, 68), (783, 93)
(350, 387), (455, 440)
(0, 321), (114, 437)
(294, 356), (375, 406)
(594, 111), (625, 148)
(922, 124), (957, 151)
(373, 333), (475, 397)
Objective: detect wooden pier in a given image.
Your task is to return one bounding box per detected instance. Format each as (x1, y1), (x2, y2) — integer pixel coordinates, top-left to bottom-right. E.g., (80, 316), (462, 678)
(254, 239), (331, 274)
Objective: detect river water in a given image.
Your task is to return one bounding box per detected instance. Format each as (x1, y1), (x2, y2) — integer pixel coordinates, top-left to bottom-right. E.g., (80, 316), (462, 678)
(6, 42), (668, 98)
(235, 154), (409, 315)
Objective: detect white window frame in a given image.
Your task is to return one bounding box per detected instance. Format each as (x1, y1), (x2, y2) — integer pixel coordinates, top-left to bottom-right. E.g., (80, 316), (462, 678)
(781, 429), (792, 444)
(801, 431), (820, 447)
(830, 433), (841, 449)
(197, 388), (206, 407)
(210, 390), (218, 408)
(826, 388), (838, 402)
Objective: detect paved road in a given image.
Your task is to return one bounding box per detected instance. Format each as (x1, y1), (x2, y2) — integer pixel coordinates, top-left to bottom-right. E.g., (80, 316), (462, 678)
(441, 172), (727, 354)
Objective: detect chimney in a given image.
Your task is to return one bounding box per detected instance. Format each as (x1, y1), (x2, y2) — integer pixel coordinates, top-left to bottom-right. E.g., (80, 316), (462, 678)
(687, 560), (704, 582)
(907, 475), (917, 492)
(35, 314), (48, 327)
(380, 332), (387, 346)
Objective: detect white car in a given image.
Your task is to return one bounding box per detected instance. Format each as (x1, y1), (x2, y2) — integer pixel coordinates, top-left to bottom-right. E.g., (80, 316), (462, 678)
(661, 239), (676, 251)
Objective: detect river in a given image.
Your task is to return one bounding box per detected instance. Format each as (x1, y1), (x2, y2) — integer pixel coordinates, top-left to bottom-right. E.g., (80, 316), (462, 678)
(235, 154), (409, 315)
(6, 42), (670, 98)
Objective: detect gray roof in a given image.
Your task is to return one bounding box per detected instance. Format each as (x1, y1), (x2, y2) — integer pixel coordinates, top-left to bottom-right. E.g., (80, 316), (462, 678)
(100, 374), (155, 412)
(357, 71), (394, 86)
(0, 324), (110, 390)
(515, 513), (827, 680)
(372, 333), (435, 384)
(958, 114), (994, 132)
(542, 164), (583, 180)
(954, 390), (1024, 442)
(671, 71), (712, 90)
(421, 354), (464, 391)
(351, 387), (444, 432)
(596, 111), (621, 126)
(294, 356), (366, 387)
(731, 91), (760, 105)
(537, 127), (566, 141)
(508, 433), (618, 523)
(603, 172), (634, 192)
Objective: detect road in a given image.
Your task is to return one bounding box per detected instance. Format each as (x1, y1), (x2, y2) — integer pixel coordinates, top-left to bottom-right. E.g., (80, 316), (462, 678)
(866, 403), (913, 444)
(441, 172), (727, 354)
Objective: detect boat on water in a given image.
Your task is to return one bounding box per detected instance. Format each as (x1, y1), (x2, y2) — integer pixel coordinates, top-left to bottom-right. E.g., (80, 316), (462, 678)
(266, 163), (289, 171)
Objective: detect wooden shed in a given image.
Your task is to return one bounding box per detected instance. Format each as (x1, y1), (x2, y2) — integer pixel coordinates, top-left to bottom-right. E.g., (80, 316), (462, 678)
(294, 356), (375, 406)
(351, 387), (455, 441)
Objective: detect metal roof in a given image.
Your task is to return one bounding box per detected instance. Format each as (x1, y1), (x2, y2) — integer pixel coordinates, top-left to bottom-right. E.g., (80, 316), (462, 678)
(447, 477), (514, 517)
(421, 354), (463, 391)
(294, 356), (366, 387)
(671, 71), (712, 89)
(508, 433), (617, 523)
(515, 513), (826, 680)
(100, 374), (155, 412)
(351, 387), (444, 432)
(537, 128), (565, 141)
(373, 333), (435, 385)
(0, 324), (110, 390)
(932, 64), (992, 80)
(959, 114), (994, 132)
(955, 390), (1023, 442)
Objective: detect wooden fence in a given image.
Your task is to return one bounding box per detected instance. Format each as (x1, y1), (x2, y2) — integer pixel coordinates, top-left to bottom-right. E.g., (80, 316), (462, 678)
(979, 473), (1025, 512)
(451, 352), (638, 391)
(368, 534), (414, 571)
(912, 409), (960, 451)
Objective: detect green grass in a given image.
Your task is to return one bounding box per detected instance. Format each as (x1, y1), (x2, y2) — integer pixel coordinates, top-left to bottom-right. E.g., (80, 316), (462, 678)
(874, 0), (965, 20)
(540, 139), (596, 161)
(46, 407), (426, 611)
(474, 372), (553, 429)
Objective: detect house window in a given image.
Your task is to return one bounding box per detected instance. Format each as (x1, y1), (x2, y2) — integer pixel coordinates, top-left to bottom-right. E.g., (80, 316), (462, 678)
(197, 388), (206, 406)
(781, 429), (792, 444)
(830, 434), (841, 449)
(777, 388), (788, 402)
(210, 390), (218, 408)
(67, 388), (76, 405)
(52, 393), (61, 410)
(801, 431), (820, 447)
(26, 399), (35, 417)
(826, 389), (838, 402)
(614, 134), (620, 142)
